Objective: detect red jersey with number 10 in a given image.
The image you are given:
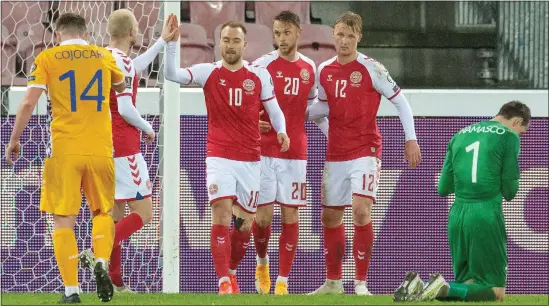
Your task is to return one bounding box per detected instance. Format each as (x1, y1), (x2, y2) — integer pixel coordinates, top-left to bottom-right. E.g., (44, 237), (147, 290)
(253, 51), (317, 160)
(107, 47), (140, 157)
(318, 54), (402, 162)
(183, 61), (275, 162)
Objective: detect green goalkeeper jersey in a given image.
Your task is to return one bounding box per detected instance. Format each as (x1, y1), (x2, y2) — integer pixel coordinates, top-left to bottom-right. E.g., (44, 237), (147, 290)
(438, 120), (521, 202)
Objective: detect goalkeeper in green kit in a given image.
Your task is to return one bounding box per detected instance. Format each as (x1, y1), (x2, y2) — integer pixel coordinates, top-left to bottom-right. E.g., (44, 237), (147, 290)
(394, 101), (531, 303)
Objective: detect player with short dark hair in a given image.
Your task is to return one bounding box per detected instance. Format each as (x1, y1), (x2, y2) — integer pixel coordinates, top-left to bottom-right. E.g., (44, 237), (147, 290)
(5, 12), (126, 303)
(164, 20), (290, 294)
(394, 101), (531, 303)
(306, 11), (421, 295)
(250, 10), (328, 295)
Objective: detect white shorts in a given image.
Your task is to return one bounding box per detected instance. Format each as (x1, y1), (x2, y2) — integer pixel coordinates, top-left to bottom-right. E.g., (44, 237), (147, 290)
(258, 156), (307, 207)
(114, 153), (152, 202)
(322, 156), (381, 208)
(206, 157), (261, 214)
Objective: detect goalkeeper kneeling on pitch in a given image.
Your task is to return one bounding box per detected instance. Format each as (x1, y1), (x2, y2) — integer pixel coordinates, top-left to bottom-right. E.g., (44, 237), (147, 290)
(393, 101), (531, 303)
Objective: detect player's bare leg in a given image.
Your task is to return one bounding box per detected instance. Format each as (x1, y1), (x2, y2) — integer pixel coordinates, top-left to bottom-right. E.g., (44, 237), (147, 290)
(274, 206), (299, 295)
(228, 205), (255, 294)
(211, 198), (234, 294)
(308, 207), (345, 295)
(54, 215), (82, 304)
(253, 204), (274, 294)
(352, 196), (374, 295)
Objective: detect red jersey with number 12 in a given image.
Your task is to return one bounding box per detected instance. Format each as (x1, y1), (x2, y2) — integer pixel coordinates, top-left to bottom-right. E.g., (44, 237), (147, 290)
(253, 51), (316, 160)
(318, 54), (402, 161)
(107, 47), (140, 157)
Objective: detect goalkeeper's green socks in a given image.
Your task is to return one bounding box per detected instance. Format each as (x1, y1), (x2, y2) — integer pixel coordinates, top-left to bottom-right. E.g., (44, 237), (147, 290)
(443, 282), (496, 301)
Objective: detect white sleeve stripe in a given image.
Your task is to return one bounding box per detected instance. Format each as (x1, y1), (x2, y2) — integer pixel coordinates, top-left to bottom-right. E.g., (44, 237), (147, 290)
(28, 84), (47, 90)
(113, 80), (124, 85)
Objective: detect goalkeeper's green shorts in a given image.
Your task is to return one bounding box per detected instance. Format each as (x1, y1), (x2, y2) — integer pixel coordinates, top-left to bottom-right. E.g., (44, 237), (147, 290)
(447, 200), (507, 288)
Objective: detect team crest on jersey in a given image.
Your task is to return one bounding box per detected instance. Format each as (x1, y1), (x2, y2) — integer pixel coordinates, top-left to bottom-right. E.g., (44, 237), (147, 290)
(30, 63), (37, 73)
(300, 69), (310, 82)
(327, 75), (333, 82)
(243, 79), (255, 92)
(350, 71), (362, 84)
(276, 71), (284, 78)
(209, 184), (218, 195)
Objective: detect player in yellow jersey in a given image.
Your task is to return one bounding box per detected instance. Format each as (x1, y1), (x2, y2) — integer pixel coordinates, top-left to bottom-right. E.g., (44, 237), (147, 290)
(5, 13), (125, 304)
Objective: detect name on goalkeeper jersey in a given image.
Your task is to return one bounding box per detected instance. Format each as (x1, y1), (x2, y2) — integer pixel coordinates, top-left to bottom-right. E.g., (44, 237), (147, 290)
(458, 125), (506, 135)
(54, 49), (105, 60)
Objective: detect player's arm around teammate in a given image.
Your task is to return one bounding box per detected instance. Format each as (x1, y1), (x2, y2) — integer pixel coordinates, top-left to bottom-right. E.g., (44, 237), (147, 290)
(6, 13), (125, 303)
(307, 12), (421, 296)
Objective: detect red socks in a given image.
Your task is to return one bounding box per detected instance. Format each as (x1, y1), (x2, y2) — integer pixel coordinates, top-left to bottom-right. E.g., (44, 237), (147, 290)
(114, 213), (144, 247)
(229, 225), (251, 270)
(323, 224), (345, 280)
(354, 222), (374, 281)
(210, 224), (230, 279)
(109, 243), (123, 287)
(278, 222), (299, 277)
(252, 221), (271, 259)
(108, 214), (144, 287)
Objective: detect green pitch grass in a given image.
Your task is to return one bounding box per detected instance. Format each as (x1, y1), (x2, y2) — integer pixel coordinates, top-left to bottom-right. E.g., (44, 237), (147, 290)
(1, 293), (547, 305)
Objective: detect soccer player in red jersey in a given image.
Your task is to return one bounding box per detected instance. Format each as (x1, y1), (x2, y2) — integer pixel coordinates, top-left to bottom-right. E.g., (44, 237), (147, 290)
(250, 11), (328, 295)
(306, 12), (422, 295)
(164, 21), (290, 294)
(79, 10), (178, 293)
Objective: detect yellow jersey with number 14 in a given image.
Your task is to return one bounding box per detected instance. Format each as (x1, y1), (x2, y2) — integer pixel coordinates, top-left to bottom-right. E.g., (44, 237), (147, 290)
(27, 38), (125, 157)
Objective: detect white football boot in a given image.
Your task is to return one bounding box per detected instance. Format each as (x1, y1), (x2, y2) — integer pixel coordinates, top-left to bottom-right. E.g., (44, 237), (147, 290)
(307, 280), (344, 295)
(416, 273), (449, 302)
(354, 280), (373, 295)
(393, 272), (425, 302)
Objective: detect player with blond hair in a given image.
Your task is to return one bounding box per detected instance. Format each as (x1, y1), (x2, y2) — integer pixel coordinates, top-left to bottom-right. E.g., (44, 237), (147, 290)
(307, 11), (421, 295)
(78, 9), (178, 293)
(6, 12), (126, 303)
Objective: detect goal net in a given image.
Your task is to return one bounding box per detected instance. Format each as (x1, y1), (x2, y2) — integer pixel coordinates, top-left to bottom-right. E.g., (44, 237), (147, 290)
(1, 0), (177, 293)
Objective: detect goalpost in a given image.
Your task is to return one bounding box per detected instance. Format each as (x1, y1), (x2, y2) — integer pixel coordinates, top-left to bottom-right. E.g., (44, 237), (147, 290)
(159, 0), (181, 294)
(0, 0), (181, 293)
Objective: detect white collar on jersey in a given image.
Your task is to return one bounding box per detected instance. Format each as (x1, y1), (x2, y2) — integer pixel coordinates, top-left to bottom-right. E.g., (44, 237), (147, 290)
(60, 38), (89, 46)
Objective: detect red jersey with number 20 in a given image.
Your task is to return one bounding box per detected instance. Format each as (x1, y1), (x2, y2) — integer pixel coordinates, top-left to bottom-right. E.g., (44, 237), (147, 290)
(253, 51), (316, 160)
(183, 61), (275, 161)
(107, 47), (140, 157)
(318, 54), (402, 162)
